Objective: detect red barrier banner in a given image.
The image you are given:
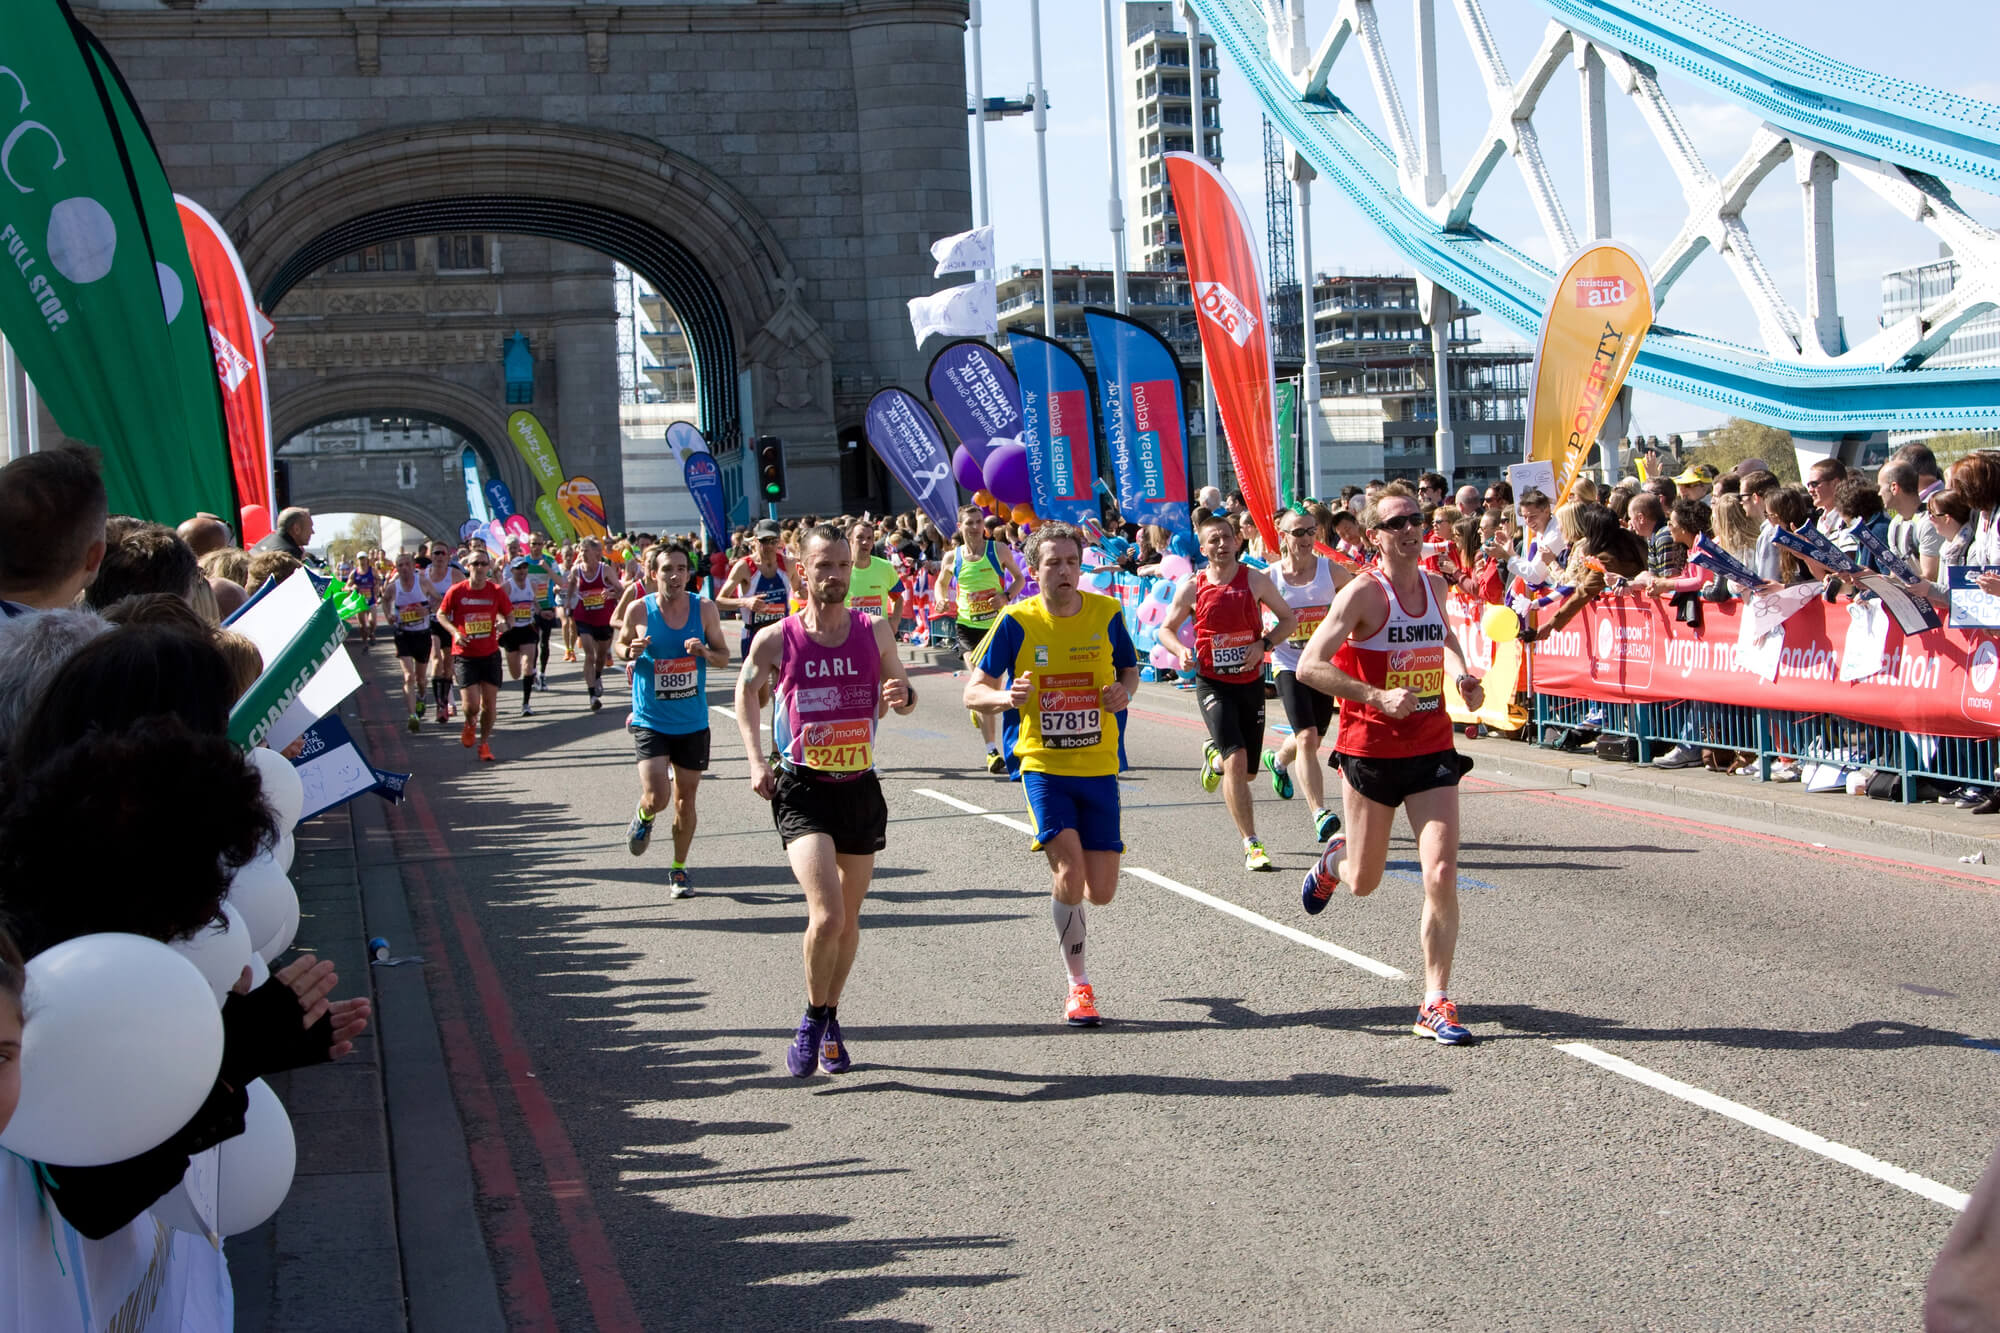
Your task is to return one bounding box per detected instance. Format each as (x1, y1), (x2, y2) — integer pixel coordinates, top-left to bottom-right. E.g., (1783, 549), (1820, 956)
(1527, 595), (2000, 738)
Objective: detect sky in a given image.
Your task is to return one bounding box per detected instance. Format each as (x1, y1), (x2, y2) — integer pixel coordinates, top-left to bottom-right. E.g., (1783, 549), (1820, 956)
(967, 0), (2000, 437)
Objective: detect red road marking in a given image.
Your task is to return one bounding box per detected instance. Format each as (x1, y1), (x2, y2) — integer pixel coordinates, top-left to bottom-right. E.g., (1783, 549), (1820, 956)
(362, 679), (645, 1333)
(1473, 776), (2000, 896)
(401, 862), (558, 1331)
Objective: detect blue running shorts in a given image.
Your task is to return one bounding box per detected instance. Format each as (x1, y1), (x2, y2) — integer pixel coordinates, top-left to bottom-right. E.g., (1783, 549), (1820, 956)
(1023, 771), (1123, 853)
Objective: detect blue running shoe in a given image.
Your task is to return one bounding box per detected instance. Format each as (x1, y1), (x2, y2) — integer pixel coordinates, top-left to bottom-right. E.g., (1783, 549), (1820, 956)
(1301, 836), (1345, 915)
(1312, 807), (1341, 842)
(1413, 997), (1472, 1045)
(818, 1016), (852, 1074)
(786, 1010), (831, 1077)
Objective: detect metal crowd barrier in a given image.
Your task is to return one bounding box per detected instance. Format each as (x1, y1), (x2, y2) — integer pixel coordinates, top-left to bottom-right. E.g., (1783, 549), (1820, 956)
(1531, 691), (1997, 803)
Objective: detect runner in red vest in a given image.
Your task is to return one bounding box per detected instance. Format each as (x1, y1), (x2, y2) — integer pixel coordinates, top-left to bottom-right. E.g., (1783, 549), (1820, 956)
(436, 549), (513, 763)
(1160, 513), (1297, 872)
(1294, 487), (1486, 1045)
(565, 536), (622, 712)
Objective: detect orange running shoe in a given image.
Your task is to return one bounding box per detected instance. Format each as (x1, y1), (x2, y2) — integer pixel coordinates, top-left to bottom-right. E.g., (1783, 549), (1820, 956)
(460, 720), (476, 747)
(563, 648), (576, 662)
(477, 742), (495, 763)
(1064, 982), (1101, 1027)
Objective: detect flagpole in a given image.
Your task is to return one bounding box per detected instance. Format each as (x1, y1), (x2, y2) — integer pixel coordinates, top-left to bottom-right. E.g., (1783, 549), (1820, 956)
(968, 0), (990, 257)
(1100, 0), (1129, 314)
(3, 339), (36, 461)
(1030, 0), (1055, 339)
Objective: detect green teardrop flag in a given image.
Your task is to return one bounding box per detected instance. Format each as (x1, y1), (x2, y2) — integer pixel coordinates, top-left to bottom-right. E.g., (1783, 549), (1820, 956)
(0, 3), (232, 522)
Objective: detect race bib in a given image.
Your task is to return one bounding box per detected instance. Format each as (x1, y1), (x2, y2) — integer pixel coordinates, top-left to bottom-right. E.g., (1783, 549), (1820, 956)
(1036, 672), (1102, 750)
(653, 656), (698, 700)
(1208, 629), (1259, 674)
(964, 587), (1002, 618)
(464, 615), (493, 639)
(1386, 646), (1445, 712)
(851, 595), (885, 616)
(802, 717), (872, 772)
(1288, 604), (1329, 645)
(581, 590), (605, 611)
(528, 574), (551, 602)
(510, 602), (535, 628)
(751, 597), (786, 627)
(398, 604), (426, 627)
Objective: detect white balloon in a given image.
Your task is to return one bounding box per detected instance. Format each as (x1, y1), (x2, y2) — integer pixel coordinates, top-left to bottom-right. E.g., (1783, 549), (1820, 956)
(228, 855), (295, 957)
(0, 934), (223, 1167)
(247, 950), (270, 989)
(166, 903), (253, 1008)
(215, 1080), (295, 1236)
(247, 748), (303, 828)
(256, 887), (300, 960)
(275, 828), (296, 873)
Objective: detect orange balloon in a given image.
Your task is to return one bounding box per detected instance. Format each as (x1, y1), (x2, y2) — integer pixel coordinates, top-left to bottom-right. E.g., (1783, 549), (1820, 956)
(973, 490), (996, 511)
(1010, 502), (1036, 525)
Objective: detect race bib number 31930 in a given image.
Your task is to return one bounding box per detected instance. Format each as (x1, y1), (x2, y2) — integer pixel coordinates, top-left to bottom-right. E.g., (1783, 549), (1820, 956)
(1036, 672), (1102, 749)
(1386, 646), (1445, 711)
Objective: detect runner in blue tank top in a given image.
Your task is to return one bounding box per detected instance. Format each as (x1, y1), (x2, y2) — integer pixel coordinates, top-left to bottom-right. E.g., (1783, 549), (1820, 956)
(617, 543), (730, 897)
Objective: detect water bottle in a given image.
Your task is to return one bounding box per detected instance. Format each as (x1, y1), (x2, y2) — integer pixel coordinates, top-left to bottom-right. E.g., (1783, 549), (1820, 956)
(369, 937), (390, 963)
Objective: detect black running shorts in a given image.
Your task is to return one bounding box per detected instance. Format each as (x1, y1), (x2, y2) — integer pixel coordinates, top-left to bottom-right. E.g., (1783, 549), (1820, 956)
(955, 618), (993, 659)
(430, 621), (453, 652)
(1275, 669), (1335, 737)
(1334, 748), (1474, 809)
(1195, 675), (1266, 761)
(772, 767), (887, 856)
(499, 625), (538, 651)
(633, 725), (711, 772)
(394, 629), (433, 663)
(452, 654), (504, 689)
(578, 622), (615, 642)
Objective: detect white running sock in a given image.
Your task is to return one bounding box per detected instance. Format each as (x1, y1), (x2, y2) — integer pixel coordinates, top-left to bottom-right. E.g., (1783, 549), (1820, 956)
(1052, 900), (1088, 984)
(1424, 989), (1448, 1007)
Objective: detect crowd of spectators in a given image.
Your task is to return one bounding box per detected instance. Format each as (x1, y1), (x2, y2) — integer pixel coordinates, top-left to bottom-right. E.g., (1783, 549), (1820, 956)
(0, 446), (369, 1309)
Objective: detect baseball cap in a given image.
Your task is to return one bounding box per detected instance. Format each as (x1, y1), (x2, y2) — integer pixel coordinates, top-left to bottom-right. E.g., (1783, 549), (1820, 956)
(752, 519), (781, 540)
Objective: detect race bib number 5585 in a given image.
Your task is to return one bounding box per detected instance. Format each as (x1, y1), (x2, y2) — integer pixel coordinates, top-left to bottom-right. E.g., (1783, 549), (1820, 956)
(1208, 630), (1258, 673)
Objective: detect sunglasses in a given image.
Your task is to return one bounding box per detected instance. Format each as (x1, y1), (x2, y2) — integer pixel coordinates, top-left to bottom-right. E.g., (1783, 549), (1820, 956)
(1281, 526), (1317, 538)
(1373, 513), (1422, 533)
(469, 561), (491, 568)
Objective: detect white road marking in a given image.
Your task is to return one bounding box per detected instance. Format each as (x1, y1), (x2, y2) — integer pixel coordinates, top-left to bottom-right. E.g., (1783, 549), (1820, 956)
(913, 790), (1404, 978)
(911, 787), (1036, 834)
(1556, 1042), (1969, 1212)
(1121, 866), (1407, 980)
(709, 704), (768, 730)
(912, 787), (984, 814)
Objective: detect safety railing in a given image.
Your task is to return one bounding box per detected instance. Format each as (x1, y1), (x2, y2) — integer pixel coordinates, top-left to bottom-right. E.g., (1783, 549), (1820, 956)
(1531, 691), (1996, 803)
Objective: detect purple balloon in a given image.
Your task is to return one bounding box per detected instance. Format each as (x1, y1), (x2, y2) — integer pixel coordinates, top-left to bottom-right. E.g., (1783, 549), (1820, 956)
(951, 444), (986, 495)
(982, 439), (1032, 508)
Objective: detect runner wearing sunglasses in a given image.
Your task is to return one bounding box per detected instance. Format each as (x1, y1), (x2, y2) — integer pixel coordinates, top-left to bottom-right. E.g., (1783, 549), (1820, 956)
(1294, 488), (1485, 1045)
(436, 552), (513, 762)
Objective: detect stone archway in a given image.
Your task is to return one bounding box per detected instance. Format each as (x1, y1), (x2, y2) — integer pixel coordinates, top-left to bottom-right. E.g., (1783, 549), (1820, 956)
(226, 122), (838, 479)
(289, 490), (463, 548)
(271, 373), (530, 514)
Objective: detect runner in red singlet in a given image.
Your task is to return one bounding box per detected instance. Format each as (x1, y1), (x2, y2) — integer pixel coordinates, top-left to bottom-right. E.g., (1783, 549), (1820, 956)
(1294, 487), (1485, 1045)
(565, 536), (621, 711)
(1160, 513), (1297, 872)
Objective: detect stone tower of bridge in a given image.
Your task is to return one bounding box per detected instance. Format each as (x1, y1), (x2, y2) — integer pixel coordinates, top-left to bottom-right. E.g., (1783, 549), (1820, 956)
(78, 0), (973, 526)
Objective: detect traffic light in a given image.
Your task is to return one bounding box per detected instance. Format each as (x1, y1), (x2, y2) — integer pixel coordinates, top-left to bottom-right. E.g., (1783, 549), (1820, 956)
(756, 435), (787, 503)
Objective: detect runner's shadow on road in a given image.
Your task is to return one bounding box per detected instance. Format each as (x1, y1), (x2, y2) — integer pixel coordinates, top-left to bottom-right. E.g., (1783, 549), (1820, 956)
(814, 1064), (1447, 1103)
(1481, 1004), (1984, 1053)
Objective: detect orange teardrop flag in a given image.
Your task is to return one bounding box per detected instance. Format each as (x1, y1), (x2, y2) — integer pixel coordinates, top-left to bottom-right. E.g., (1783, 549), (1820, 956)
(1525, 243), (1654, 506)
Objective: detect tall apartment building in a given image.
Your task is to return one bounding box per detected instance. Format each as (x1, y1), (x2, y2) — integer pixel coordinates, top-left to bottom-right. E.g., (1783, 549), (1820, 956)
(1881, 253), (2000, 370)
(1123, 3), (1223, 273)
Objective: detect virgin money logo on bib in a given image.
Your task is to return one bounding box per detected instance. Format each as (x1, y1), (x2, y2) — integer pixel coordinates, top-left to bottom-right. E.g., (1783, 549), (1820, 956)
(1194, 282), (1258, 347)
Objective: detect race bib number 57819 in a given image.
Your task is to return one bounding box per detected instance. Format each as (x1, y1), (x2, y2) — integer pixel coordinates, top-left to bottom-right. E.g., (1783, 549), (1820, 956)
(1036, 672), (1102, 749)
